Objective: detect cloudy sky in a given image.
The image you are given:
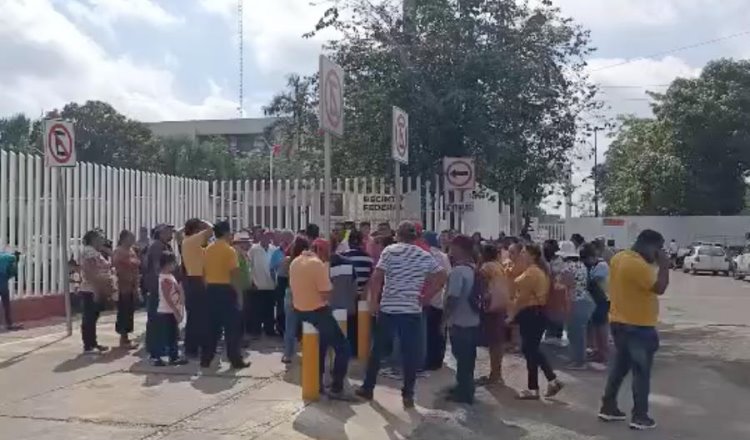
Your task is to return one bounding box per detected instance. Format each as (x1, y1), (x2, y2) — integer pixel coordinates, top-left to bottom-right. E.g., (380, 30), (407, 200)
(2, 0), (749, 214)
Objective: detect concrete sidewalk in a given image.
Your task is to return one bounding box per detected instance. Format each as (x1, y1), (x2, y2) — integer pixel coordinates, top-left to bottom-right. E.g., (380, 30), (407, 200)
(1, 276), (749, 440)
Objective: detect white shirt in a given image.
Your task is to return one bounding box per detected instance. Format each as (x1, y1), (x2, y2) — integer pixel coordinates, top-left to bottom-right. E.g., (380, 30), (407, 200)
(249, 243), (277, 290)
(157, 273), (182, 315)
(429, 247), (451, 309)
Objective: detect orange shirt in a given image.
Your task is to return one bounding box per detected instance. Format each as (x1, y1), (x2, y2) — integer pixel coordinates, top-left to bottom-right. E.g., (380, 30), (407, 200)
(289, 252), (333, 312)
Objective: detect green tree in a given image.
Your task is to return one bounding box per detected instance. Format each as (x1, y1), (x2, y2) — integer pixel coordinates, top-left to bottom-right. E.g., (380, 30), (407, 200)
(652, 59), (750, 215)
(600, 117), (688, 215)
(272, 0), (598, 202)
(0, 114), (33, 152)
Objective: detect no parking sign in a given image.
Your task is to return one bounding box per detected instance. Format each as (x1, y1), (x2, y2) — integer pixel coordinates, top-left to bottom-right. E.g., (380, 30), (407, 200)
(43, 120), (76, 167)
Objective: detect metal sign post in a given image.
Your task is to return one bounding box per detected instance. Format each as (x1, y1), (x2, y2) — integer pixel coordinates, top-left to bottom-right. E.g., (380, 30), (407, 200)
(44, 119), (76, 336)
(392, 107), (409, 225)
(319, 55), (345, 236)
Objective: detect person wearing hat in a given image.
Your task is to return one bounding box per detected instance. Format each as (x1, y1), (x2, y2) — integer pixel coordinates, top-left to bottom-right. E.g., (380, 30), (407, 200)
(232, 231), (252, 333)
(558, 240), (595, 370)
(144, 224), (174, 356)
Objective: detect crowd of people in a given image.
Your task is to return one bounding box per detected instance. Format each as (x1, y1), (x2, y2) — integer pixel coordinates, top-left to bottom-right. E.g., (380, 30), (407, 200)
(64, 217), (669, 431)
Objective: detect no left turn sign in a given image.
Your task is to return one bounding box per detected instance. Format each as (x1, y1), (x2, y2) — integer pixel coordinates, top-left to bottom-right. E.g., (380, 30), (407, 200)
(391, 106), (408, 164)
(44, 120), (76, 167)
(443, 157), (475, 191)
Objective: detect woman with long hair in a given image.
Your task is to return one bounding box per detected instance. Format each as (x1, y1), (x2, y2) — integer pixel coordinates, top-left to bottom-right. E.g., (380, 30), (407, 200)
(509, 244), (563, 399)
(80, 229), (116, 354)
(112, 230), (140, 349)
(476, 243), (511, 385)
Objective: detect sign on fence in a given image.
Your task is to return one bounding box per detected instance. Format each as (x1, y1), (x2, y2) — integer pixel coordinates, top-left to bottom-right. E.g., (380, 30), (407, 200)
(43, 120), (76, 167)
(446, 202), (474, 212)
(443, 157), (475, 191)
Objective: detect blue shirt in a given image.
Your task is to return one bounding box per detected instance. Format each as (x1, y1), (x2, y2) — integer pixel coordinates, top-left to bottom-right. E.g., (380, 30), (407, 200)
(0, 252), (18, 289)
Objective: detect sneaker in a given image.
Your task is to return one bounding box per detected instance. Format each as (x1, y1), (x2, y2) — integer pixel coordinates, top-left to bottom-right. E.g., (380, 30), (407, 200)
(281, 356), (292, 364)
(230, 360), (250, 370)
(476, 375), (504, 386)
(354, 387), (373, 401)
(630, 415), (657, 430)
(151, 358), (167, 367)
(327, 389), (358, 402)
(598, 405), (627, 422)
(403, 396), (415, 409)
(83, 347), (97, 355)
(95, 345), (110, 353)
(516, 389), (540, 400)
(545, 379), (564, 398)
(169, 358), (189, 366)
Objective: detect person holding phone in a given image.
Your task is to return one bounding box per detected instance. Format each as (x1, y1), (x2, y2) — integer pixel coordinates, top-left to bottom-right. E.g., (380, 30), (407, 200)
(599, 230), (669, 431)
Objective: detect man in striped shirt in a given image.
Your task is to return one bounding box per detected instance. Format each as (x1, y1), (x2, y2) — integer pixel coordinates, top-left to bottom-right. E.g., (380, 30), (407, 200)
(356, 221), (448, 408)
(341, 230), (374, 354)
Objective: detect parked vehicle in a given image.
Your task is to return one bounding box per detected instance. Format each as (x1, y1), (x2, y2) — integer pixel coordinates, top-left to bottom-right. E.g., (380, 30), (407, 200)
(733, 247), (750, 280)
(683, 245), (732, 276)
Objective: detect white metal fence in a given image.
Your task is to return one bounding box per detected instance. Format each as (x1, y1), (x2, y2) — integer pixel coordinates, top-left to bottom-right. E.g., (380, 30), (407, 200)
(0, 150), (209, 298)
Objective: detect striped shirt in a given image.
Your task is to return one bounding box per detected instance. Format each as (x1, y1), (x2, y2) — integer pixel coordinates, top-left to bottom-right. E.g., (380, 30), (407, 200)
(377, 242), (442, 314)
(341, 247), (374, 290)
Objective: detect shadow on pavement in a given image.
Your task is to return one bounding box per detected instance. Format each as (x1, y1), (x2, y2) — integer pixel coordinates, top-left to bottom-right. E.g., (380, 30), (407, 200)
(0, 334), (69, 370)
(52, 345), (131, 373)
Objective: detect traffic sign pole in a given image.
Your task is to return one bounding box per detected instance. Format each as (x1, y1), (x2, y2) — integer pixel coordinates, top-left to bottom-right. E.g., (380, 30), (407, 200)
(56, 169), (72, 336)
(324, 132), (332, 237)
(394, 161), (401, 225)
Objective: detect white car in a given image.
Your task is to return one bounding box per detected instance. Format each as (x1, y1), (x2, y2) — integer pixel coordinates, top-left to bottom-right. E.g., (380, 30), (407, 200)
(733, 247), (750, 280)
(683, 245), (732, 276)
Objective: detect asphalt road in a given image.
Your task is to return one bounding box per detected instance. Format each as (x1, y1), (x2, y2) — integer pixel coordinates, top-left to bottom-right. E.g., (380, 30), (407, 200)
(0, 271), (748, 440)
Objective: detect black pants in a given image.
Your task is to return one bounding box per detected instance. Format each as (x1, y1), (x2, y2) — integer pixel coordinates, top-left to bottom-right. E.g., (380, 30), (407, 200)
(450, 325), (479, 401)
(115, 292), (136, 336)
(201, 284), (243, 365)
(424, 306), (446, 370)
(183, 276), (207, 356)
(248, 289), (276, 336)
(517, 307), (556, 390)
(145, 290), (160, 354)
(347, 313), (358, 356)
(80, 291), (102, 350)
(0, 286), (12, 328)
(275, 277), (288, 335)
(545, 321), (564, 339)
(150, 313), (179, 360)
(296, 306), (350, 393)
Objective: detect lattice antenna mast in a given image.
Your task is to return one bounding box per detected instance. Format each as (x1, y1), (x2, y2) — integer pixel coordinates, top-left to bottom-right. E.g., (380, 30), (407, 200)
(237, 0), (244, 117)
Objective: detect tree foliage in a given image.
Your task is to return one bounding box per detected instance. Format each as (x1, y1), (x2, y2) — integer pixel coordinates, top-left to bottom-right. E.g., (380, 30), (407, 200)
(0, 114), (33, 152)
(603, 59), (750, 215)
(600, 117), (687, 215)
(266, 0), (598, 202)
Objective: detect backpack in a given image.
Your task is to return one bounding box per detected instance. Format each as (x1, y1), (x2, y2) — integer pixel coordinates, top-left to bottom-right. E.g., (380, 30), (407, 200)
(458, 263), (485, 314)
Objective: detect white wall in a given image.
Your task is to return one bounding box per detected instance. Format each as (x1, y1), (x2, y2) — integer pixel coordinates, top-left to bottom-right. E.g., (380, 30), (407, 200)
(565, 216), (750, 248)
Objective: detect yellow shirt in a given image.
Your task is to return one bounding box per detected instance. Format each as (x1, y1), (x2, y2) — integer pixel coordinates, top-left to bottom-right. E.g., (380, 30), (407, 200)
(182, 229), (211, 277)
(203, 240), (238, 285)
(512, 265), (549, 312)
(289, 252), (332, 312)
(609, 250), (658, 326)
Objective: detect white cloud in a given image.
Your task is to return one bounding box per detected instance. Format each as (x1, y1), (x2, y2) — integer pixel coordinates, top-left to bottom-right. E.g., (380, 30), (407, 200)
(65, 0), (182, 28)
(0, 0), (237, 122)
(199, 0), (335, 76)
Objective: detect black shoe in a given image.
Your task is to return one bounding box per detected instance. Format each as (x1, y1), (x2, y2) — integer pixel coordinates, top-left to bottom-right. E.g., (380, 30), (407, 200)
(354, 387), (373, 401)
(169, 358), (189, 366)
(403, 397), (415, 409)
(598, 404), (627, 422)
(230, 360), (250, 370)
(328, 389), (358, 402)
(95, 345), (109, 353)
(445, 393), (474, 405)
(151, 358), (167, 367)
(630, 415), (657, 430)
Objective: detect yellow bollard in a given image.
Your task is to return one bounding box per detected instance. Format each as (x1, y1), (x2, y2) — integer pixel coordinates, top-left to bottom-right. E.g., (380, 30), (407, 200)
(301, 322), (320, 401)
(357, 301), (370, 362)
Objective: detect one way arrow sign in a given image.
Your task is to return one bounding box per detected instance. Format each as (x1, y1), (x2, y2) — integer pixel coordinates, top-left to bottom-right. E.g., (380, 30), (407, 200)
(443, 157), (475, 191)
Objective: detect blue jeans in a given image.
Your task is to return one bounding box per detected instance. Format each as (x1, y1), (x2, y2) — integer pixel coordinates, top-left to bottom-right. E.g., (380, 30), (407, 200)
(283, 290), (297, 359)
(603, 323), (659, 417)
(566, 298), (595, 364)
(296, 306), (350, 393)
(363, 312), (422, 398)
(449, 325), (479, 401)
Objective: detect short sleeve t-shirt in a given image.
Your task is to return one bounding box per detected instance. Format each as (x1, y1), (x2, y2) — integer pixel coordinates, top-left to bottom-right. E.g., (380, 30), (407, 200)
(446, 265), (479, 327)
(203, 240), (239, 285)
(182, 230), (211, 277)
(289, 252), (333, 312)
(609, 250), (659, 326)
(377, 243), (442, 314)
